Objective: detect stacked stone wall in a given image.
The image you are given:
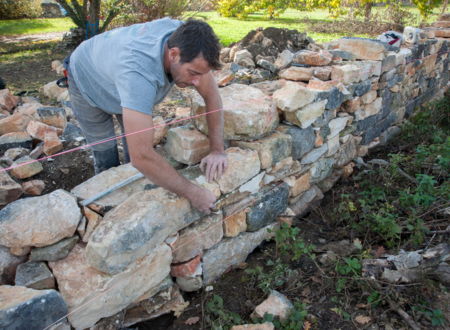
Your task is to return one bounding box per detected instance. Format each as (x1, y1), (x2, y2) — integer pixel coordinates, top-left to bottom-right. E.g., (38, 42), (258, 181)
(0, 27), (449, 328)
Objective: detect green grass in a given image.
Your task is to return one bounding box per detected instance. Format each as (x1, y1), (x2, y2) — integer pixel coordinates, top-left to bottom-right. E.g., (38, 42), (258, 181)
(0, 18), (75, 36)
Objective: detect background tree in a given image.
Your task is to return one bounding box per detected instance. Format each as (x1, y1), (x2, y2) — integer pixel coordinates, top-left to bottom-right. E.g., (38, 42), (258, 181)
(55, 0), (125, 39)
(411, 0), (442, 19)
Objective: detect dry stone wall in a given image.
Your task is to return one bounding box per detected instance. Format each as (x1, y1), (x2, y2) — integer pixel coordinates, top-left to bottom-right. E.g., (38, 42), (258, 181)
(0, 22), (449, 329)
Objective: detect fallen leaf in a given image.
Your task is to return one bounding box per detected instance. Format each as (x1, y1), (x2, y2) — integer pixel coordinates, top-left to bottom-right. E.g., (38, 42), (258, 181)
(184, 316), (200, 325)
(303, 320), (312, 330)
(355, 315), (372, 325)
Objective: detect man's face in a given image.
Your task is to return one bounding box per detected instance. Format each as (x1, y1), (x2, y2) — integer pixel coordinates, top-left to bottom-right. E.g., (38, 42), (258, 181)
(168, 48), (211, 88)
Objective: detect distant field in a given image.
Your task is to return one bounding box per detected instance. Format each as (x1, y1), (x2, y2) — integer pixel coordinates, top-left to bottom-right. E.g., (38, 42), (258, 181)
(0, 18), (75, 36)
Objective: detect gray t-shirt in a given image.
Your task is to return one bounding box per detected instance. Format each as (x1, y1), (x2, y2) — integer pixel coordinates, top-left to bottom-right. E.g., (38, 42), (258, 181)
(69, 18), (183, 115)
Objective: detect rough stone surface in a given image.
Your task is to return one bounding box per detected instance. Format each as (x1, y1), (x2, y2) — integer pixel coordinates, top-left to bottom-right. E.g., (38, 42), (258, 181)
(355, 97), (383, 121)
(171, 255), (202, 277)
(285, 100), (328, 129)
(277, 125), (315, 160)
(9, 156), (43, 179)
(216, 147), (261, 194)
(192, 84), (279, 141)
(0, 286), (68, 330)
(274, 50), (294, 69)
(328, 116), (350, 139)
(0, 132), (33, 155)
(0, 89), (19, 112)
(232, 323), (275, 330)
(335, 136), (361, 168)
(289, 186), (323, 215)
(26, 120), (61, 141)
(0, 189), (81, 248)
(246, 183), (289, 232)
(172, 213), (223, 263)
(278, 66), (313, 81)
(21, 180), (45, 196)
(203, 223), (277, 284)
(165, 126), (210, 165)
(0, 245), (25, 285)
(283, 172), (311, 197)
(232, 131), (292, 169)
(223, 210), (247, 237)
(336, 37), (388, 60)
(252, 290), (293, 321)
(360, 90), (377, 104)
(0, 171), (23, 206)
(331, 64), (361, 84)
(301, 144), (328, 164)
(71, 163), (152, 210)
(273, 82), (317, 112)
(30, 236), (79, 262)
(49, 244), (171, 329)
(0, 113), (32, 135)
(313, 66), (332, 80)
(293, 50), (332, 66)
(310, 157), (336, 183)
(36, 107), (67, 129)
(85, 188), (196, 274)
(15, 261), (55, 289)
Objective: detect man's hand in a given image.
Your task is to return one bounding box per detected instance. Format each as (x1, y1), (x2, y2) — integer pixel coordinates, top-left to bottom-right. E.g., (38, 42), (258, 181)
(188, 185), (217, 214)
(200, 151), (228, 182)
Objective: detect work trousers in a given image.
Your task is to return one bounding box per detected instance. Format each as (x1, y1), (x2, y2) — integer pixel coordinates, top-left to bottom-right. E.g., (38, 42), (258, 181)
(67, 69), (130, 173)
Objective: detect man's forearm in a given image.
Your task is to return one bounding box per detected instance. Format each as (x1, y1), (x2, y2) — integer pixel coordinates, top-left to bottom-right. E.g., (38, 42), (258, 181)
(205, 105), (224, 153)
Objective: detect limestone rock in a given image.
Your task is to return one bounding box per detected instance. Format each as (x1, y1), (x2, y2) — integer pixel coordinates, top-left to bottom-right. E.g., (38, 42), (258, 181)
(252, 290), (293, 321)
(293, 50), (332, 66)
(15, 261), (55, 289)
(172, 213), (223, 263)
(42, 80), (66, 100)
(9, 156), (43, 179)
(0, 170), (23, 206)
(274, 50), (294, 70)
(43, 131), (63, 156)
(285, 100), (327, 129)
(49, 244), (171, 329)
(192, 84), (279, 141)
(360, 90), (377, 104)
(26, 120), (61, 141)
(0, 113), (32, 135)
(85, 188), (193, 274)
(334, 136), (361, 168)
(14, 101), (43, 117)
(0, 245), (25, 285)
(250, 79), (287, 96)
(30, 236), (78, 262)
(355, 97), (383, 121)
(71, 163), (152, 210)
(216, 147), (261, 194)
(203, 223), (277, 284)
(310, 157), (335, 183)
(273, 81), (318, 112)
(0, 189), (81, 248)
(336, 37), (388, 60)
(22, 179), (45, 196)
(307, 79), (339, 90)
(246, 183), (289, 232)
(231, 323), (275, 330)
(223, 210), (247, 237)
(331, 64), (360, 84)
(328, 116), (350, 139)
(0, 89), (19, 112)
(279, 67), (313, 81)
(176, 275), (203, 292)
(165, 126), (210, 165)
(313, 66), (332, 80)
(283, 172), (311, 197)
(0, 286), (68, 330)
(234, 49), (255, 68)
(231, 131), (292, 169)
(152, 115), (168, 145)
(36, 107), (67, 129)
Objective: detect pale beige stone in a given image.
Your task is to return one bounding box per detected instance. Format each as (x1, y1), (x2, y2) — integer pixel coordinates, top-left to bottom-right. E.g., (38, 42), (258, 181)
(307, 79), (339, 90)
(283, 172), (311, 197)
(360, 90), (377, 104)
(216, 147), (261, 194)
(10, 156), (44, 179)
(252, 290), (293, 321)
(331, 64), (360, 84)
(313, 66), (332, 80)
(49, 244), (172, 329)
(41, 80), (66, 100)
(336, 38), (387, 60)
(278, 66), (313, 81)
(82, 206), (103, 243)
(26, 120), (62, 141)
(165, 126), (210, 165)
(284, 100), (327, 128)
(273, 82), (318, 112)
(342, 97), (361, 113)
(0, 113), (32, 135)
(355, 97), (383, 120)
(231, 323), (275, 330)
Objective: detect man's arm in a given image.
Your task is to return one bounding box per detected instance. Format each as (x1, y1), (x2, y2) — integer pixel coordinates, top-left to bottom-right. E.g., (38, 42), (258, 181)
(195, 72), (228, 182)
(123, 108), (216, 213)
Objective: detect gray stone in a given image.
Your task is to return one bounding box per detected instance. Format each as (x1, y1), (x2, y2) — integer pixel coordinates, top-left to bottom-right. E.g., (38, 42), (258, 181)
(312, 109), (336, 128)
(4, 148), (29, 161)
(30, 236), (79, 262)
(329, 50), (357, 60)
(310, 157), (335, 183)
(0, 245), (25, 285)
(361, 112), (397, 145)
(85, 188), (196, 274)
(246, 183), (289, 232)
(0, 170), (23, 206)
(317, 169), (343, 193)
(300, 144), (328, 164)
(257, 59), (277, 73)
(36, 107), (67, 129)
(203, 223), (277, 284)
(62, 123), (84, 142)
(348, 80), (371, 97)
(322, 87), (346, 110)
(15, 261), (55, 289)
(0, 286), (68, 330)
(335, 136), (360, 168)
(277, 125), (315, 160)
(379, 126), (401, 145)
(0, 189), (81, 249)
(0, 132), (33, 154)
(289, 186), (323, 216)
(176, 275), (203, 292)
(380, 68), (396, 83)
(381, 53), (397, 73)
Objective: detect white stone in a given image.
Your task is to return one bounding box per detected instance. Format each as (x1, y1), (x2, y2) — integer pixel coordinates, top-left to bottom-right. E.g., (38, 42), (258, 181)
(273, 82), (318, 112)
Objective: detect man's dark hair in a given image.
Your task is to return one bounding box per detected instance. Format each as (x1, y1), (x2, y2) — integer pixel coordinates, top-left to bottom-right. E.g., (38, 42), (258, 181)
(168, 19), (221, 70)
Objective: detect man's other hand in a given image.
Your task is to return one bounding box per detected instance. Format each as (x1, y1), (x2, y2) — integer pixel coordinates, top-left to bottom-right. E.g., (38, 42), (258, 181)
(200, 151), (228, 182)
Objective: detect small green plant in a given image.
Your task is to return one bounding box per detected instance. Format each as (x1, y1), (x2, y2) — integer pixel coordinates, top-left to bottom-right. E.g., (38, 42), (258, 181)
(272, 223), (315, 261)
(260, 301), (308, 329)
(245, 258), (294, 294)
(205, 294), (243, 330)
(412, 304), (447, 327)
(335, 257), (362, 293)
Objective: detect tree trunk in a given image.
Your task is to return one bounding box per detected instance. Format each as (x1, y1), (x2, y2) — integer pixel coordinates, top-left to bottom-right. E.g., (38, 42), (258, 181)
(364, 2), (373, 22)
(86, 0), (100, 39)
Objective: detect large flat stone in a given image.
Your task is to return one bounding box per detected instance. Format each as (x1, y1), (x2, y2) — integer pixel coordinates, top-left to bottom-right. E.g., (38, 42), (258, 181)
(203, 223), (277, 284)
(284, 100), (327, 129)
(0, 113), (32, 135)
(300, 144), (328, 164)
(85, 188), (195, 274)
(0, 132), (33, 154)
(0, 189), (81, 248)
(49, 244), (171, 329)
(273, 82), (318, 112)
(231, 131), (292, 169)
(216, 147), (261, 194)
(336, 37), (388, 60)
(165, 126), (210, 165)
(0, 286), (67, 330)
(71, 163), (152, 210)
(246, 183), (289, 232)
(277, 125), (315, 160)
(192, 84), (279, 141)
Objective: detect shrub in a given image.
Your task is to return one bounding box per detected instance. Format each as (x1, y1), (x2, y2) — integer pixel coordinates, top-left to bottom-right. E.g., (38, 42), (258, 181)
(0, 0), (43, 19)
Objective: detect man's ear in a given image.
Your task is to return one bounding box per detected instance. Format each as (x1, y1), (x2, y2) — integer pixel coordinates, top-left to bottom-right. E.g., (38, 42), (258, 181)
(168, 47), (180, 62)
